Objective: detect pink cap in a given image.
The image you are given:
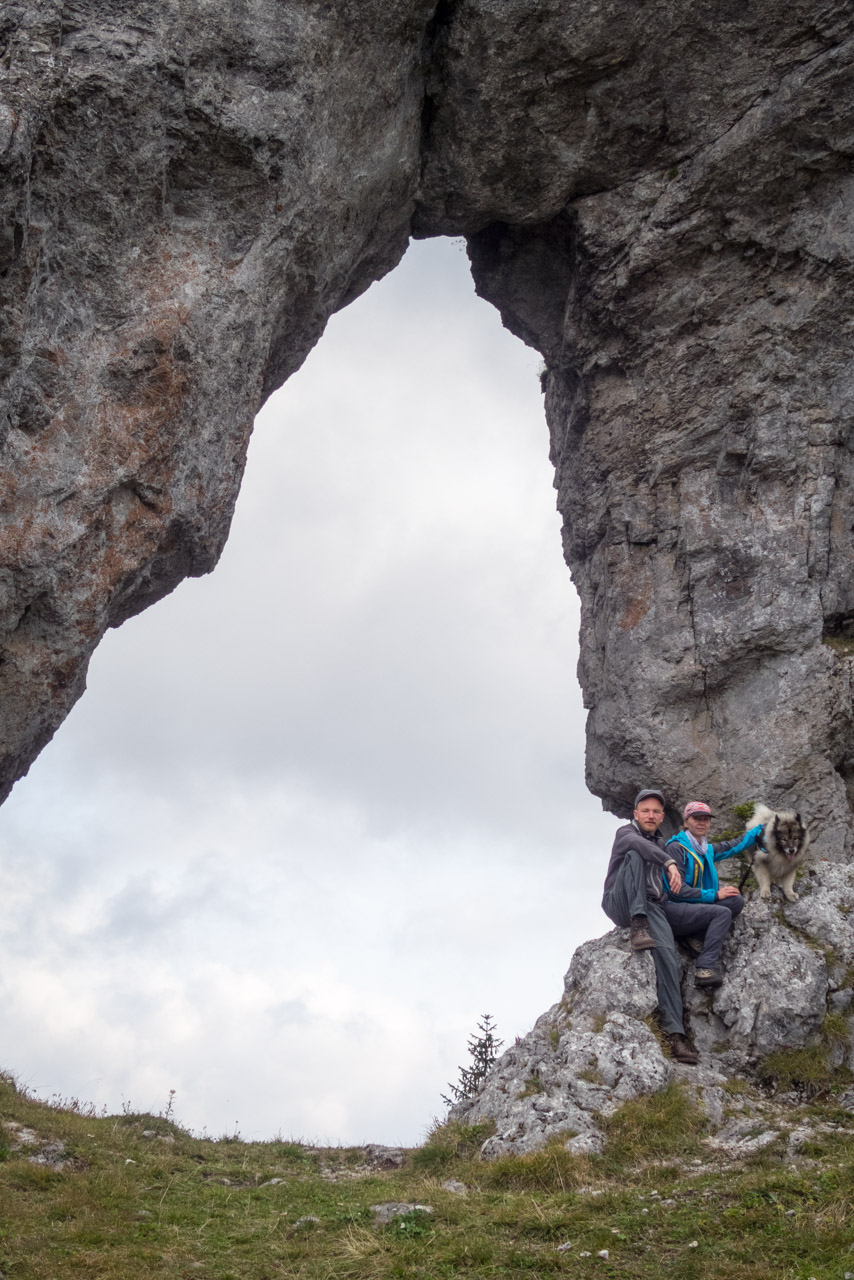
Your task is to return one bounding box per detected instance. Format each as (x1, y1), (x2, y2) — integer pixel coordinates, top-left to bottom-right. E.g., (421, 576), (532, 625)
(683, 801), (713, 819)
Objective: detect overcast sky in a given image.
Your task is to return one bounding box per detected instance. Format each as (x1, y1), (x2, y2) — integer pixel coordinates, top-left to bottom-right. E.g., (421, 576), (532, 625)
(0, 237), (615, 1146)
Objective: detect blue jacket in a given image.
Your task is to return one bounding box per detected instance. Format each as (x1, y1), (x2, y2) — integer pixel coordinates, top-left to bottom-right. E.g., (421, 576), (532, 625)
(663, 826), (764, 903)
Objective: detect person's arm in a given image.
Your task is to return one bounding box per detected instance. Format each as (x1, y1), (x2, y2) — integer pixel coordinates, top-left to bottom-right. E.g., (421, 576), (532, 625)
(664, 860), (683, 894)
(710, 825), (764, 863)
(612, 826), (675, 870)
(659, 841), (692, 899)
(663, 872), (708, 902)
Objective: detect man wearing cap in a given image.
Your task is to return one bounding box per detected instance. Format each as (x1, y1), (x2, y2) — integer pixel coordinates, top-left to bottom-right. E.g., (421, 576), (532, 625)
(601, 789), (698, 1065)
(662, 801), (765, 988)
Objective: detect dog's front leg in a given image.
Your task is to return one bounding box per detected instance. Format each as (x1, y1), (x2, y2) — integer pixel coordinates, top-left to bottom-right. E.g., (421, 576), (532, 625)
(755, 861), (773, 900)
(779, 867), (800, 902)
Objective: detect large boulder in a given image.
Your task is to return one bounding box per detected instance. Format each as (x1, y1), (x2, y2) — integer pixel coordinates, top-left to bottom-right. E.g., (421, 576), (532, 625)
(452, 864), (854, 1157)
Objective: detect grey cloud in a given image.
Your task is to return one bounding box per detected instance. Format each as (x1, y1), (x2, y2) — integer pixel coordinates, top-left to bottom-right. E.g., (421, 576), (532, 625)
(0, 238), (615, 1144)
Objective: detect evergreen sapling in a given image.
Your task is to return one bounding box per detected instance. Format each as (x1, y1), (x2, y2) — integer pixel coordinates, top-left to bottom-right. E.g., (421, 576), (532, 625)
(442, 1014), (503, 1109)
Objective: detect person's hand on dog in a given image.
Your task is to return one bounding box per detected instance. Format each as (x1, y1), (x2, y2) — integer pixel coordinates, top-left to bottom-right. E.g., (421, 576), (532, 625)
(666, 863), (683, 893)
(716, 885), (740, 899)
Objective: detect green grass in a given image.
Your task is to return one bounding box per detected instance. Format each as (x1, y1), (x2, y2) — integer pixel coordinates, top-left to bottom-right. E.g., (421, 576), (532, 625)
(2, 1073), (854, 1278)
(821, 1011), (850, 1049)
(721, 1078), (753, 1097)
(759, 1044), (852, 1095)
(759, 1014), (853, 1096)
(518, 1075), (545, 1098)
(823, 633), (854, 657)
(409, 1119), (496, 1172)
(599, 1083), (709, 1170)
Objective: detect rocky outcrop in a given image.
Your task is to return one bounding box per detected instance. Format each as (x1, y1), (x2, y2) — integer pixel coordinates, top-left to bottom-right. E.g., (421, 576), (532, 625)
(452, 866), (854, 1158)
(2, 1), (854, 841)
(0, 0), (431, 798)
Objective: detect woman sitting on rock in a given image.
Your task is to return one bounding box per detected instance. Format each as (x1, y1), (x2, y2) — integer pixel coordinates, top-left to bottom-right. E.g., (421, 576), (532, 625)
(662, 801), (763, 989)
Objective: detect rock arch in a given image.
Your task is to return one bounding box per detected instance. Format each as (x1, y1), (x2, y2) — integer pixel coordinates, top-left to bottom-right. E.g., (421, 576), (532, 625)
(1, 0), (853, 854)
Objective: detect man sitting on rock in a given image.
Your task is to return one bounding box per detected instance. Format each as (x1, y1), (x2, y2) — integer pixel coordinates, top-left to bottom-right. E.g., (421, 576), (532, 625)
(601, 789), (698, 1065)
(663, 800), (763, 989)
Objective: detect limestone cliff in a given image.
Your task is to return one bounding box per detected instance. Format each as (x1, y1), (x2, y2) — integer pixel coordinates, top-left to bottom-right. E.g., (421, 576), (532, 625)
(2, 1), (853, 850)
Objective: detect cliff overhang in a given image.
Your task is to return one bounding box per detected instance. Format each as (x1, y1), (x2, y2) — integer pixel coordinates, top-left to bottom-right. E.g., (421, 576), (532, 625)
(1, 1), (853, 853)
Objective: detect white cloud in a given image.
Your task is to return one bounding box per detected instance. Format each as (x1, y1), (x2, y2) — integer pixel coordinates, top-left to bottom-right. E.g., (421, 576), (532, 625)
(0, 238), (615, 1145)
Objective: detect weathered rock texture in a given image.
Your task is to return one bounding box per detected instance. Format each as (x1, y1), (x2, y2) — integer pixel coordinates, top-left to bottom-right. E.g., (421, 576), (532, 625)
(451, 865), (854, 1158)
(0, 0), (432, 795)
(2, 1), (854, 842)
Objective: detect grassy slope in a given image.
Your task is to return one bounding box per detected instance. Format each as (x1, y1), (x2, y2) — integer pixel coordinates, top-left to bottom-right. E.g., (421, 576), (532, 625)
(1, 1074), (853, 1279)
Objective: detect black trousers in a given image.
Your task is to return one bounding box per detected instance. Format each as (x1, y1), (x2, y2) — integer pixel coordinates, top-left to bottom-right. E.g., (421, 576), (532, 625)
(661, 894), (744, 969)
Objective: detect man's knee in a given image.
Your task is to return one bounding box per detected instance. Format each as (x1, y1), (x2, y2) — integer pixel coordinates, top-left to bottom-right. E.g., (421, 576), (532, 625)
(621, 849), (646, 874)
(724, 893), (745, 917)
(604, 851), (649, 928)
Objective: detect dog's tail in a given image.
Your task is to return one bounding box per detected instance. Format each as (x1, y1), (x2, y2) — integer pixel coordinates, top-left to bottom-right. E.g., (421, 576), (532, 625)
(748, 802), (774, 829)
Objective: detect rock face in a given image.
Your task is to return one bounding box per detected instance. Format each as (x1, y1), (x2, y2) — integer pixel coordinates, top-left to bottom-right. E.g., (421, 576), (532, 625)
(447, 4), (854, 854)
(451, 866), (854, 1158)
(2, 0), (854, 842)
(0, 0), (431, 798)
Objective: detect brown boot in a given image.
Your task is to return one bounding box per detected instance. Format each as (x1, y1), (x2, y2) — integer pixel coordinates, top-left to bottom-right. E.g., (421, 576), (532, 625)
(667, 1034), (699, 1065)
(630, 914), (657, 950)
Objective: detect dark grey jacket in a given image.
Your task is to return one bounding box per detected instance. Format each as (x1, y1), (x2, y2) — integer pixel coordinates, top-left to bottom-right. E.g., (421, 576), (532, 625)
(602, 820), (677, 906)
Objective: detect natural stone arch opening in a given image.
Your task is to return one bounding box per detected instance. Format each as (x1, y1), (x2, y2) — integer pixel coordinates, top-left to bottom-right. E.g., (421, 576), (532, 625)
(0, 237), (616, 1139)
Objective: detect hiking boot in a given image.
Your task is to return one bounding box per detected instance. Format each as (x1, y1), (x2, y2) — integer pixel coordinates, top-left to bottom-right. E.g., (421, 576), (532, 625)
(629, 915), (657, 950)
(694, 967), (723, 988)
(667, 1034), (699, 1065)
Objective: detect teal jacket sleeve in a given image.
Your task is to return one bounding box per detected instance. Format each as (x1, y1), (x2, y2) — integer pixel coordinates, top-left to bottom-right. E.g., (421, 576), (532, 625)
(710, 825), (764, 863)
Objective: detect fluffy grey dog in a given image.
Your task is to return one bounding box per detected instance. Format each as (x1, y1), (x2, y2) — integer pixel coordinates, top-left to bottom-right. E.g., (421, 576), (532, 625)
(743, 803), (809, 902)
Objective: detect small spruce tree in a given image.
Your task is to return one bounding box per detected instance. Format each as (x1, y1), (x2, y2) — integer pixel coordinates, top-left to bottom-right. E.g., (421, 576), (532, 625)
(441, 1013), (503, 1109)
